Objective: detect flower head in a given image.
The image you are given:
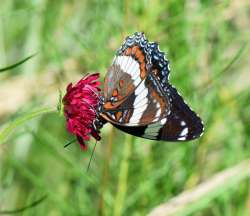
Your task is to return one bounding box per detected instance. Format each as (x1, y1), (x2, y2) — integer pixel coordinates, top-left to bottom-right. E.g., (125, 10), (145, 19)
(63, 73), (101, 150)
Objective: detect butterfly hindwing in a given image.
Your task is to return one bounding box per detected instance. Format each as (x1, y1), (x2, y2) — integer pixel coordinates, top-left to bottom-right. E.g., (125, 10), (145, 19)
(112, 85), (203, 141)
(158, 85), (204, 141)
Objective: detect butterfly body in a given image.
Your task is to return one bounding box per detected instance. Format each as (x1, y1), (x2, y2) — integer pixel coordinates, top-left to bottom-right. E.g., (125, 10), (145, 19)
(91, 32), (204, 142)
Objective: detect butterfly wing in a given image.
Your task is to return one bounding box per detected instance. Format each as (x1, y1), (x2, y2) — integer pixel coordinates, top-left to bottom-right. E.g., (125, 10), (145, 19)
(102, 73), (170, 126)
(102, 32), (204, 141)
(113, 85), (204, 141)
(102, 32), (170, 125)
(103, 32), (151, 110)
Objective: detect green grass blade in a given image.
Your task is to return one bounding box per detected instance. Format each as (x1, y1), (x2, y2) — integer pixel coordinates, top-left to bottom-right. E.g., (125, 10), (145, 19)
(0, 107), (55, 144)
(221, 42), (247, 74)
(0, 195), (47, 215)
(113, 135), (133, 216)
(0, 53), (37, 73)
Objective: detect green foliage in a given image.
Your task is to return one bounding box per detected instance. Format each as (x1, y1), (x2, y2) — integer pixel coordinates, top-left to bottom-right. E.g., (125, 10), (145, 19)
(0, 108), (55, 145)
(0, 54), (36, 73)
(0, 0), (249, 215)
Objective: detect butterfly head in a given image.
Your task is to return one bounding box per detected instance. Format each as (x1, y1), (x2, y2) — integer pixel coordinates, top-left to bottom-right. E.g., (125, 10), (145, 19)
(63, 73), (102, 150)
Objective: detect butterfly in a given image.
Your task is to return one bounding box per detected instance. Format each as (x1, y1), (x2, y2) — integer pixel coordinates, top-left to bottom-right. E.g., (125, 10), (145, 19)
(91, 32), (204, 142)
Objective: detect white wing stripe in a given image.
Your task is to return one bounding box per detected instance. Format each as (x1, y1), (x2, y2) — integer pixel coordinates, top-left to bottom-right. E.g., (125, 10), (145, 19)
(128, 81), (148, 124)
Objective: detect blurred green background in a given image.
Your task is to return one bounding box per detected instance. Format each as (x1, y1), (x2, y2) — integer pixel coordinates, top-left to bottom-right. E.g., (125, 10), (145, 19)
(0, 0), (249, 215)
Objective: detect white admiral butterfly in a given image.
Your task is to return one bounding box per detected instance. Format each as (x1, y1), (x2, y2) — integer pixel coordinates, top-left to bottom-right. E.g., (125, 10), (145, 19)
(63, 32), (204, 149)
(97, 32), (204, 141)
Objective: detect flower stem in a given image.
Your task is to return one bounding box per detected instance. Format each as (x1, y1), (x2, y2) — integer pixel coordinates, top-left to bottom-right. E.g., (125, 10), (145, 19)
(113, 134), (133, 216)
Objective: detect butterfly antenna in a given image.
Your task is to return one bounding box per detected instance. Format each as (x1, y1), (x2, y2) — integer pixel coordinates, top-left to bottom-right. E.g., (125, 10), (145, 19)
(87, 140), (97, 172)
(64, 139), (77, 148)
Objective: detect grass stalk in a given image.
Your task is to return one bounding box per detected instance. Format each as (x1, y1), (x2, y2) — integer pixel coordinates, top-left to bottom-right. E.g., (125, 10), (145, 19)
(0, 195), (47, 215)
(98, 127), (114, 215)
(113, 135), (133, 216)
(0, 54), (37, 73)
(0, 107), (55, 145)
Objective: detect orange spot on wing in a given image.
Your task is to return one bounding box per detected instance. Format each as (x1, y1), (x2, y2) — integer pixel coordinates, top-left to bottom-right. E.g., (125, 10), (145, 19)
(115, 111), (122, 120)
(124, 45), (147, 79)
(119, 79), (124, 88)
(134, 47), (147, 79)
(104, 102), (113, 109)
(125, 47), (132, 55)
(151, 89), (166, 112)
(112, 89), (118, 97)
(140, 65), (146, 79)
(132, 46), (139, 55)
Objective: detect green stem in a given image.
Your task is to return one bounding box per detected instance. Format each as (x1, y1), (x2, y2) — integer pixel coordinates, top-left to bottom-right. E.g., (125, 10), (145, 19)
(98, 127), (114, 216)
(0, 107), (56, 145)
(113, 135), (133, 216)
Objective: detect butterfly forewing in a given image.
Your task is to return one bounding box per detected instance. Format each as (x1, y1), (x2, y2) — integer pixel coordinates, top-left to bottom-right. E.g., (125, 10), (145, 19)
(103, 33), (151, 108)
